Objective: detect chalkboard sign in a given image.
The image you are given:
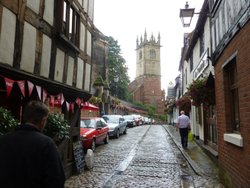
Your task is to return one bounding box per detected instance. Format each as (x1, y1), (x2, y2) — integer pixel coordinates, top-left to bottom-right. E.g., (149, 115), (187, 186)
(73, 141), (85, 173)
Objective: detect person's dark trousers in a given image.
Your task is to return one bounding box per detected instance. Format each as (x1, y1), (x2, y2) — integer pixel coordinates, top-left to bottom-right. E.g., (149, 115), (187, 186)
(179, 128), (189, 148)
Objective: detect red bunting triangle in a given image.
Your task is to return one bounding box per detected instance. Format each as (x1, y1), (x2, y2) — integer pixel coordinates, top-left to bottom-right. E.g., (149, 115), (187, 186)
(27, 81), (34, 96)
(4, 77), (15, 96)
(16, 80), (25, 97)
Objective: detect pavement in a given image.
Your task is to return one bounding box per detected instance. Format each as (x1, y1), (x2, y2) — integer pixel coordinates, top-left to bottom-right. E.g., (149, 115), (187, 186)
(162, 124), (224, 187)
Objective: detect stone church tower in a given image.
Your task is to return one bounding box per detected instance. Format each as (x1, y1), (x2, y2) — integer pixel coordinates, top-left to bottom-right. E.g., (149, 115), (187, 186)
(128, 30), (165, 115)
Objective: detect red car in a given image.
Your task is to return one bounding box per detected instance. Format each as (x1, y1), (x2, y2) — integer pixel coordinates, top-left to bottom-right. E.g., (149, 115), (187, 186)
(80, 117), (109, 152)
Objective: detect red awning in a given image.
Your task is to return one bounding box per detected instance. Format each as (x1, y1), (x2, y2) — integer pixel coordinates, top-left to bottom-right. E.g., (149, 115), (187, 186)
(82, 102), (99, 111)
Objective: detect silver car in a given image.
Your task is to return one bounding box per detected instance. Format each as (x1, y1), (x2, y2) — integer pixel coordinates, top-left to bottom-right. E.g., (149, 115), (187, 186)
(102, 115), (127, 138)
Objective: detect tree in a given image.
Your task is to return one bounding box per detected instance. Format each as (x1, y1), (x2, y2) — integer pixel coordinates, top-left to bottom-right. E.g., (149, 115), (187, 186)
(106, 36), (130, 100)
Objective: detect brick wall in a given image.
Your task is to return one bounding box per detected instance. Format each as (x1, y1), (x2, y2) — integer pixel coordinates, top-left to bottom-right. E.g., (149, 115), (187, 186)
(214, 21), (250, 187)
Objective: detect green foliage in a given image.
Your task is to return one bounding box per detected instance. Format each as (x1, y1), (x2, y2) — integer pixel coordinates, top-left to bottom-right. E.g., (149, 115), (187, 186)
(43, 114), (70, 143)
(0, 107), (18, 135)
(144, 104), (156, 117)
(106, 36), (130, 101)
(89, 96), (102, 105)
(93, 75), (104, 86)
(157, 115), (167, 122)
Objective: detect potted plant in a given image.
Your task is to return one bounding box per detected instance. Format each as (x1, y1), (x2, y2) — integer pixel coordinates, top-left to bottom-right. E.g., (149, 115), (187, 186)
(0, 107), (18, 135)
(43, 113), (70, 145)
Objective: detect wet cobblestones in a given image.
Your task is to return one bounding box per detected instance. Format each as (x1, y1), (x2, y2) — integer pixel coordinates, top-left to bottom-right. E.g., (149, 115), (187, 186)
(65, 125), (223, 188)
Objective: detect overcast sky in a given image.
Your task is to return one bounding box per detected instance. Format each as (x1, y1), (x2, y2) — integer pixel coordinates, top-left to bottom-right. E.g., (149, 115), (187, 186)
(94, 0), (203, 93)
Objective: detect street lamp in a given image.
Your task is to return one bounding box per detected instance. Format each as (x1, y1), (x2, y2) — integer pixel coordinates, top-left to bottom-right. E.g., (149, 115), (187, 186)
(179, 2), (195, 27)
(113, 75), (119, 97)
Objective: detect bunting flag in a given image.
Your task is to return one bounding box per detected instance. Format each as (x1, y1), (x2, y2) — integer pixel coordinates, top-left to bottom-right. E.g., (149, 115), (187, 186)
(16, 80), (25, 97)
(36, 85), (42, 100)
(61, 93), (65, 105)
(50, 95), (55, 107)
(69, 102), (74, 112)
(42, 89), (48, 102)
(75, 97), (82, 107)
(27, 81), (34, 97)
(4, 77), (15, 96)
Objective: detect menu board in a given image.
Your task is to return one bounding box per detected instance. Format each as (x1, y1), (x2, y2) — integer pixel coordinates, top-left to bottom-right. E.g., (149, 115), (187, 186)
(73, 141), (85, 173)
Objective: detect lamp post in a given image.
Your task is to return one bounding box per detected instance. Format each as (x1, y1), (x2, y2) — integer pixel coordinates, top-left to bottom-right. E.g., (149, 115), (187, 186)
(179, 2), (195, 27)
(114, 75), (119, 97)
(113, 75), (119, 114)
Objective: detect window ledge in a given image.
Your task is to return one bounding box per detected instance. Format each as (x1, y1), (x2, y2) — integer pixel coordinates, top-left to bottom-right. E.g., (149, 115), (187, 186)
(224, 133), (243, 147)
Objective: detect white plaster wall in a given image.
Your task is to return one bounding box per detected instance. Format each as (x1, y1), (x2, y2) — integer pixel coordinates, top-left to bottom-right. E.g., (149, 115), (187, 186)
(26, 0), (40, 14)
(20, 22), (36, 73)
(204, 20), (210, 53)
(40, 35), (51, 78)
(43, 0), (54, 25)
(84, 63), (91, 91)
(66, 56), (74, 86)
(88, 0), (94, 21)
(80, 23), (85, 51)
(0, 8), (16, 66)
(76, 58), (84, 89)
(78, 0), (82, 6)
(86, 30), (91, 56)
(54, 49), (65, 82)
(83, 0), (88, 12)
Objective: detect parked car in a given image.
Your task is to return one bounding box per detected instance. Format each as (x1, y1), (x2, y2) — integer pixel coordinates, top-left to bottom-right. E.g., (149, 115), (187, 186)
(80, 117), (109, 152)
(131, 114), (142, 126)
(123, 115), (136, 128)
(144, 117), (150, 124)
(102, 115), (127, 138)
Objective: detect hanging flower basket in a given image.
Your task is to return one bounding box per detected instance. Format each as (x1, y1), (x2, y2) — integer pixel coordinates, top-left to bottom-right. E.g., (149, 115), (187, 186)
(89, 96), (102, 105)
(175, 95), (191, 113)
(187, 78), (215, 108)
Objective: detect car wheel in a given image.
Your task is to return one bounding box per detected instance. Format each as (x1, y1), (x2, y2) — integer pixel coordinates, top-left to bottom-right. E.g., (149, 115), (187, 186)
(123, 127), (127, 134)
(104, 134), (109, 144)
(91, 139), (96, 152)
(116, 129), (120, 138)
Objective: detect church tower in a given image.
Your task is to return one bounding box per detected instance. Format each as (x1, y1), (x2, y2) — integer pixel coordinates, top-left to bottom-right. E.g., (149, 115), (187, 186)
(129, 30), (165, 115)
(136, 30), (161, 78)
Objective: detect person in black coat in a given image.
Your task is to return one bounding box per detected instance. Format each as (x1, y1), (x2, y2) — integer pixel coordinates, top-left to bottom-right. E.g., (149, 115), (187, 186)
(0, 100), (65, 188)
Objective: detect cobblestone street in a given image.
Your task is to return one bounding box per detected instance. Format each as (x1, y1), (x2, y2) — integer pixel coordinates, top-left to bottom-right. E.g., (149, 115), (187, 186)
(65, 125), (222, 188)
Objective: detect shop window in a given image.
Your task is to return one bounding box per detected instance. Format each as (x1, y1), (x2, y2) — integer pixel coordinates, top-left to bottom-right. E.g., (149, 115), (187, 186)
(224, 57), (240, 132)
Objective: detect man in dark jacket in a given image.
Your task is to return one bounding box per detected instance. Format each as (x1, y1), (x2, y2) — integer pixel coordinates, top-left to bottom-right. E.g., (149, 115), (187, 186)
(0, 100), (65, 188)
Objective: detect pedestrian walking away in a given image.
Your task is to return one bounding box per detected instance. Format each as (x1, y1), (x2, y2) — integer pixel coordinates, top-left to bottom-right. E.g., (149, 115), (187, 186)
(0, 100), (65, 188)
(176, 110), (190, 148)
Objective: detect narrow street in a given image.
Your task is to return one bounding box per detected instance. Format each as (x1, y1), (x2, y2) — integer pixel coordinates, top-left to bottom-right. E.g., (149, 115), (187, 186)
(65, 125), (221, 188)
